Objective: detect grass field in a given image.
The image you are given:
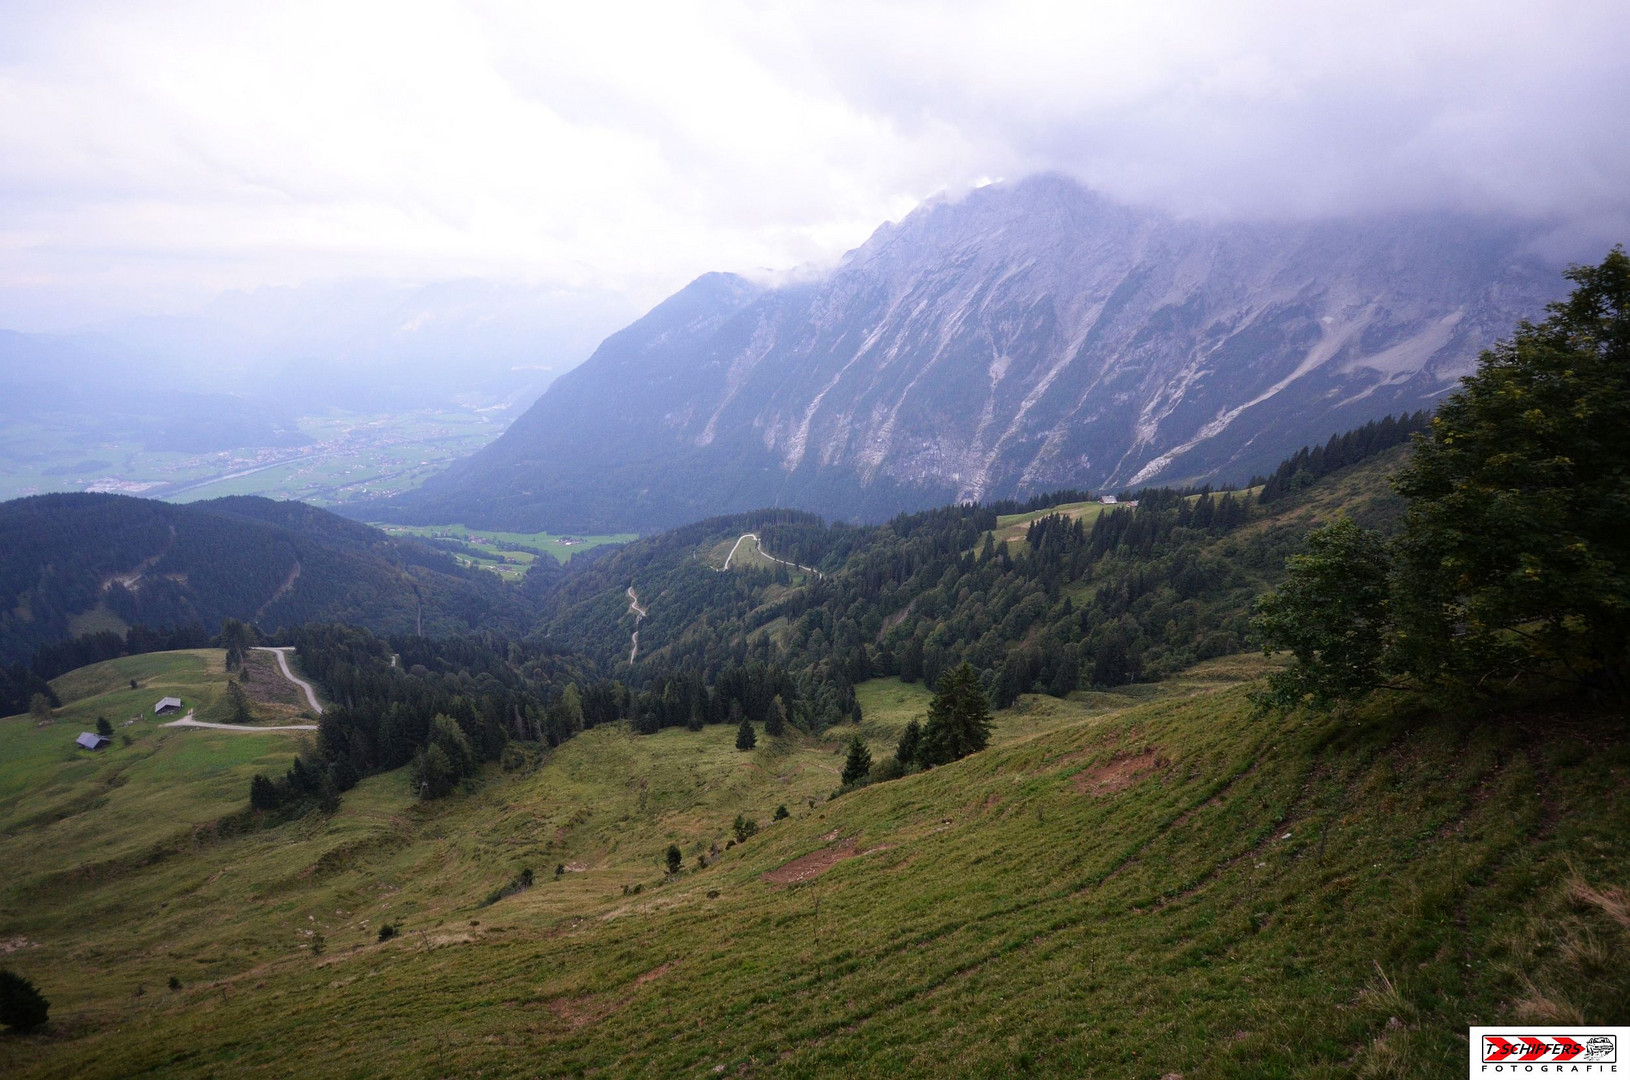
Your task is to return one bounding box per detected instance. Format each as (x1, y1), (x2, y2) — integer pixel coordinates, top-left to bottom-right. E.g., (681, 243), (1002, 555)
(1, 651), (1626, 1078)
(376, 523), (637, 573)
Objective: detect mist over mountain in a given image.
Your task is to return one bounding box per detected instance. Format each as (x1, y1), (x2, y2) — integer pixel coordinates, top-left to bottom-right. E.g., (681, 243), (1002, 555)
(383, 175), (1561, 534)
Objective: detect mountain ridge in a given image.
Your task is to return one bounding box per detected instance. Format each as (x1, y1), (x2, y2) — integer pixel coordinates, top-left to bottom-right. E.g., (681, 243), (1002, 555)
(378, 175), (1560, 534)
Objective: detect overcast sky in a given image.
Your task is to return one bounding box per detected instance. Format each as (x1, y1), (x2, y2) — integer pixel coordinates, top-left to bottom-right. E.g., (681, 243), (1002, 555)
(2, 0), (1627, 330)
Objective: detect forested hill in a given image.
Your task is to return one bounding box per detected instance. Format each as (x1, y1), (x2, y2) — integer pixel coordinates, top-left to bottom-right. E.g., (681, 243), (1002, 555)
(0, 493), (534, 664)
(529, 433), (1411, 721)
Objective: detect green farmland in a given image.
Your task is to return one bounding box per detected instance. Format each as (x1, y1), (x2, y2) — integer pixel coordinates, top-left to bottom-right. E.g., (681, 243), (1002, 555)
(375, 522), (637, 576)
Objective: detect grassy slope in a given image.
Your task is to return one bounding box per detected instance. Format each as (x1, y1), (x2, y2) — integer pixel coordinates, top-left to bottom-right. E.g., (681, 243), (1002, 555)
(1, 647), (1625, 1077)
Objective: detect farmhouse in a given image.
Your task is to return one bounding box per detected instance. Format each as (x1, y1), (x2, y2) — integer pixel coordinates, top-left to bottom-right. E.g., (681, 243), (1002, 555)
(1097, 495), (1117, 504)
(153, 696), (183, 715)
(75, 732), (111, 750)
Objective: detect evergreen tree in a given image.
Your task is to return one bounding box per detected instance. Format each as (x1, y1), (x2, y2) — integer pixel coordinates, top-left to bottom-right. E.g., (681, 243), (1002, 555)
(894, 718), (922, 769)
(665, 844), (682, 875)
(227, 679), (253, 724)
(841, 736), (872, 785)
(95, 716), (113, 738)
(920, 663), (993, 766)
(765, 694), (788, 737)
(0, 968), (49, 1032)
(735, 716), (757, 750)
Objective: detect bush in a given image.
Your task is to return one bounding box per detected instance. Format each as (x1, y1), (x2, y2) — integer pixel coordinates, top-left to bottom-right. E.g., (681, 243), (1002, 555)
(665, 845), (682, 874)
(732, 814), (758, 843)
(0, 969), (49, 1032)
(376, 923), (397, 943)
(168, 975), (182, 990)
(773, 804), (790, 820)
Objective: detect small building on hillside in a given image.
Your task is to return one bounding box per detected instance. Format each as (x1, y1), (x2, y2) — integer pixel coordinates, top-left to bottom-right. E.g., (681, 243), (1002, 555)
(1098, 495), (1118, 505)
(76, 731), (111, 750)
(153, 696), (183, 715)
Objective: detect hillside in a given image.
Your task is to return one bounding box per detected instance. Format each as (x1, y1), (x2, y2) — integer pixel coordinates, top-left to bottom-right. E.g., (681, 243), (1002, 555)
(1, 651), (1625, 1077)
(381, 176), (1557, 533)
(527, 445), (1411, 725)
(0, 492), (536, 665)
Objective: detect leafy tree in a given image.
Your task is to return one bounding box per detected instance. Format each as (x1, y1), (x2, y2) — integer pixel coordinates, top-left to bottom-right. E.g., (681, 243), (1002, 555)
(1390, 247), (1630, 696)
(665, 844), (682, 875)
(95, 716), (113, 738)
(413, 743), (458, 799)
(28, 693), (51, 721)
(894, 718), (922, 769)
(841, 736), (872, 785)
(1254, 248), (1630, 705)
(735, 716), (757, 750)
(0, 969), (49, 1032)
(919, 663), (992, 766)
(1251, 518), (1394, 709)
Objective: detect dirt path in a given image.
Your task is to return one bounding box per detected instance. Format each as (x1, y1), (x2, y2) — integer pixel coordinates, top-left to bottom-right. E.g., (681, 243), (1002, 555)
(719, 533), (823, 577)
(626, 586), (647, 663)
(161, 711), (317, 733)
(251, 646), (324, 715)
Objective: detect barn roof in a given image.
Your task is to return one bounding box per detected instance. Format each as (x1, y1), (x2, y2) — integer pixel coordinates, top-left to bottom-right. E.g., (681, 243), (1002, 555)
(76, 732), (111, 749)
(154, 696), (183, 712)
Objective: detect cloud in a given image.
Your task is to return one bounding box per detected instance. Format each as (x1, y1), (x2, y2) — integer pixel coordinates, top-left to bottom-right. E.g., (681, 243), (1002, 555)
(0, 0), (1625, 329)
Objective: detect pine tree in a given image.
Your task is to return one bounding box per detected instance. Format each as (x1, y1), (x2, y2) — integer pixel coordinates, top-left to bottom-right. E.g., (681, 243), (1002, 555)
(920, 663), (993, 766)
(665, 844), (682, 875)
(0, 969), (49, 1032)
(841, 736), (872, 786)
(96, 716), (113, 738)
(765, 694), (787, 737)
(894, 718), (922, 769)
(735, 716), (757, 750)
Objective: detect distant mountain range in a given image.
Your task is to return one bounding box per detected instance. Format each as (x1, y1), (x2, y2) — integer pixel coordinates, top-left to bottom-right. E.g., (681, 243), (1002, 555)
(0, 493), (535, 664)
(380, 175), (1561, 533)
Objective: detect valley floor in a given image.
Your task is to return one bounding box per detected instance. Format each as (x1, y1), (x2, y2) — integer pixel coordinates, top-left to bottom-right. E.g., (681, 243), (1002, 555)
(1, 653), (1626, 1077)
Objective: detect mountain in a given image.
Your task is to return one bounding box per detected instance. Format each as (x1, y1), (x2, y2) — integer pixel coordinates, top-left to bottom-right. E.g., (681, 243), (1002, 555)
(383, 175), (1560, 534)
(0, 493), (535, 664)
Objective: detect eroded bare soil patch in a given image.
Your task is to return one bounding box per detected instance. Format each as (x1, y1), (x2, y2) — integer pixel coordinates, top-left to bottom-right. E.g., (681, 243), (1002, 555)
(1073, 748), (1165, 796)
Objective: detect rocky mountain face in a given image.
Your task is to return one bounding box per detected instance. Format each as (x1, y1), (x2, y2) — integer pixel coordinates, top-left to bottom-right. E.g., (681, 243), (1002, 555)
(392, 175), (1559, 533)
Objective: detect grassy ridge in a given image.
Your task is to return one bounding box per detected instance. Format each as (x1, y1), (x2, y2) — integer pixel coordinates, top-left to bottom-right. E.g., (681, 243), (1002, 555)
(1, 648), (1625, 1077)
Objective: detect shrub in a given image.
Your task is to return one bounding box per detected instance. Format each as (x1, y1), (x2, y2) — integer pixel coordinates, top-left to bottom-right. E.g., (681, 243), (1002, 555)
(168, 975), (182, 990)
(665, 845), (682, 874)
(377, 923), (397, 943)
(0, 969), (49, 1032)
(774, 804), (790, 820)
(732, 814), (758, 843)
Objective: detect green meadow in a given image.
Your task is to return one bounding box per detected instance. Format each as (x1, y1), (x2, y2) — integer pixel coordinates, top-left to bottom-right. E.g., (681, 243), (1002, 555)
(375, 523), (637, 573)
(0, 650), (1626, 1077)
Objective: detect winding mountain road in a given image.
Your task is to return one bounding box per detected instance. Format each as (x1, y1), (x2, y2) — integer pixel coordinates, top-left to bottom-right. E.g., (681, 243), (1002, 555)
(626, 586), (647, 664)
(252, 646), (324, 715)
(719, 533), (823, 577)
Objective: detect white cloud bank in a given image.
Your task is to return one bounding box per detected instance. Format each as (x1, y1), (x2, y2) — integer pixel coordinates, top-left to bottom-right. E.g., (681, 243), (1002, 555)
(1, 0), (1626, 328)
